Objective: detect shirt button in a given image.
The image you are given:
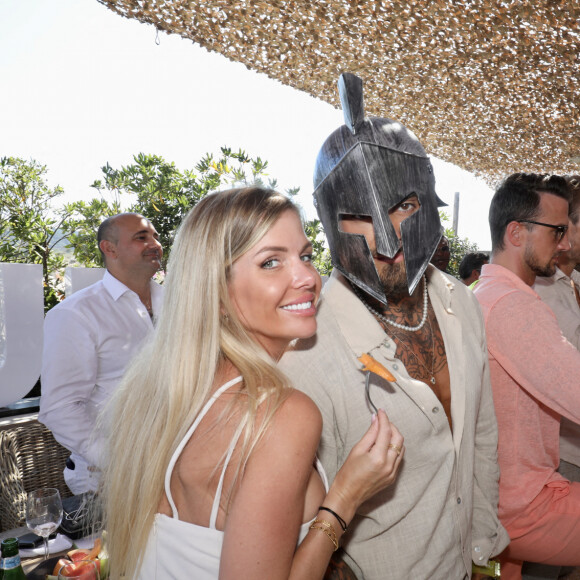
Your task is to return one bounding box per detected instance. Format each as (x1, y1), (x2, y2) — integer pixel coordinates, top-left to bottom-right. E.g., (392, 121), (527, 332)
(432, 406), (440, 413)
(393, 364), (398, 370)
(457, 497), (461, 504)
(474, 546), (481, 553)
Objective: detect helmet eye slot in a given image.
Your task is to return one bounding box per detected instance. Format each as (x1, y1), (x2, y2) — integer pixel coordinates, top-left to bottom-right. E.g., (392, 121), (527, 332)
(388, 194), (422, 220)
(339, 213), (373, 233)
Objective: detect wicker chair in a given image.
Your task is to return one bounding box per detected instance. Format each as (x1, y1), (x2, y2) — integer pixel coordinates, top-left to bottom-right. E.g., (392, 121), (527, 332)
(0, 420), (73, 532)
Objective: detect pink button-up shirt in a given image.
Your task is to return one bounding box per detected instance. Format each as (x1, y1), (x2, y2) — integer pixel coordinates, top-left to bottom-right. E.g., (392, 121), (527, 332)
(475, 264), (580, 529)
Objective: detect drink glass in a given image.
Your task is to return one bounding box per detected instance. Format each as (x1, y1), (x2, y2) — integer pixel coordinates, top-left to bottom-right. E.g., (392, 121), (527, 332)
(58, 559), (99, 579)
(25, 488), (63, 560)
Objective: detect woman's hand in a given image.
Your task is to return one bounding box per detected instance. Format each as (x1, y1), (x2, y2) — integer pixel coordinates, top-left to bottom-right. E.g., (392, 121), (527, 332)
(326, 409), (404, 522)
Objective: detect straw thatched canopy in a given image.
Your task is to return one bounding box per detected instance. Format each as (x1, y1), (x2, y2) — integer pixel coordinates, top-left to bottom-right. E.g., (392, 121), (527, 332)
(97, 0), (579, 185)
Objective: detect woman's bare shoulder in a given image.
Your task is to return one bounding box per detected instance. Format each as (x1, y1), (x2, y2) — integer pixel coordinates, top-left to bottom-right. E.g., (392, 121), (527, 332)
(275, 389), (322, 434)
(252, 388), (322, 461)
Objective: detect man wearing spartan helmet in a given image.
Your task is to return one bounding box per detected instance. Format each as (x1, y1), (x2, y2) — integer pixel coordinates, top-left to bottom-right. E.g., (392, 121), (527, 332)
(280, 73), (509, 580)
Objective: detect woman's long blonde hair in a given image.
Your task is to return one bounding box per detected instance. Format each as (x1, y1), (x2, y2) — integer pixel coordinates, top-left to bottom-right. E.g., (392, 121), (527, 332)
(102, 187), (300, 578)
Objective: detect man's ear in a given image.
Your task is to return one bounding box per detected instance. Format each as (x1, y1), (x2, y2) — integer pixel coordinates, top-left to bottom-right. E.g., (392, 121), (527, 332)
(100, 239), (116, 261)
(505, 221), (523, 247)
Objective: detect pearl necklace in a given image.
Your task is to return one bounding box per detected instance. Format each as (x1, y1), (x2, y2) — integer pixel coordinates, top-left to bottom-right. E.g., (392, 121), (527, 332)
(354, 275), (429, 332)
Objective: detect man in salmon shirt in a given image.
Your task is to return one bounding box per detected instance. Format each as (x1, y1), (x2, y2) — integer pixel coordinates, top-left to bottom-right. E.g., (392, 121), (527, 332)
(474, 173), (580, 579)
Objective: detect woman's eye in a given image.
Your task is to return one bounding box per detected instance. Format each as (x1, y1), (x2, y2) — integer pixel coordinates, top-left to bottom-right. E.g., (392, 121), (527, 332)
(261, 258), (280, 269)
(301, 254), (313, 263)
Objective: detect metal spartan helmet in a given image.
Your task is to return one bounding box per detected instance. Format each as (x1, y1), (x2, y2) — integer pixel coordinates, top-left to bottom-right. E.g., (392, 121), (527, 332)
(313, 73), (446, 306)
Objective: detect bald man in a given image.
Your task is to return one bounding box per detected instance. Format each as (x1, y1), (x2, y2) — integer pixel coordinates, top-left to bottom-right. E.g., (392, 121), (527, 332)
(39, 213), (164, 493)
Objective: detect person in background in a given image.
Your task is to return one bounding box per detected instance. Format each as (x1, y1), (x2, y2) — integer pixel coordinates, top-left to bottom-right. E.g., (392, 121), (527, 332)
(280, 73), (508, 580)
(432, 235), (451, 272)
(528, 175), (580, 580)
(535, 177), (580, 356)
(459, 252), (489, 287)
(474, 173), (580, 580)
(102, 187), (404, 580)
(39, 213), (164, 494)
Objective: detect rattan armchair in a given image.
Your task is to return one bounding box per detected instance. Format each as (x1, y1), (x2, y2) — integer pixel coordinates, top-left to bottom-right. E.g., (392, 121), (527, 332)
(0, 420), (73, 532)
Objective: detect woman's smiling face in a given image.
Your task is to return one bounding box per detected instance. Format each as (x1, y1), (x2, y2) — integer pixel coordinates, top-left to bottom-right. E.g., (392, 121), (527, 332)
(228, 209), (322, 359)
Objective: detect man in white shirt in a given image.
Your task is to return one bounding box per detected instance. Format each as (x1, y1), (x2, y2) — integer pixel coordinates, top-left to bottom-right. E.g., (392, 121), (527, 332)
(39, 213), (164, 494)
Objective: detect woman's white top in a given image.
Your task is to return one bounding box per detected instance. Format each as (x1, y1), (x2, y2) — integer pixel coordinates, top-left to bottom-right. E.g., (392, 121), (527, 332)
(135, 376), (329, 579)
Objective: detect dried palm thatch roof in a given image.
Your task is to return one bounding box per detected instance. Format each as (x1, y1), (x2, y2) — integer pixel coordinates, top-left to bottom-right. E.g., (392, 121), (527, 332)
(97, 0), (579, 185)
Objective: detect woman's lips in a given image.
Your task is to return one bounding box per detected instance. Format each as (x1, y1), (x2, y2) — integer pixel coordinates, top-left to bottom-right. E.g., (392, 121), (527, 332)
(280, 294), (318, 315)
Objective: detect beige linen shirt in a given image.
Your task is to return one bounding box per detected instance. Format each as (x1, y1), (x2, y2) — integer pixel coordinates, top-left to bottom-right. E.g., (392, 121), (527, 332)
(280, 267), (508, 580)
(534, 267), (580, 466)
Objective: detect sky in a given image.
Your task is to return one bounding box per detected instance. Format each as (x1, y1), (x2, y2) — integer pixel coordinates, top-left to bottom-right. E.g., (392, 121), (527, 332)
(0, 0), (494, 249)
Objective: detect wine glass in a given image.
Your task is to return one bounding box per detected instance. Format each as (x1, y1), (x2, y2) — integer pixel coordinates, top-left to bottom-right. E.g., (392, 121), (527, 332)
(25, 487), (63, 560)
(58, 559), (99, 579)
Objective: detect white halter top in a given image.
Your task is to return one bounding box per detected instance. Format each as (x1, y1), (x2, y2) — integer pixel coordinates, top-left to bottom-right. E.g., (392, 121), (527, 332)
(136, 377), (328, 579)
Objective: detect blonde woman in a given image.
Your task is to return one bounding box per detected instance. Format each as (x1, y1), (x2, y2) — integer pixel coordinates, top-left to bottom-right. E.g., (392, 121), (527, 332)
(102, 187), (404, 579)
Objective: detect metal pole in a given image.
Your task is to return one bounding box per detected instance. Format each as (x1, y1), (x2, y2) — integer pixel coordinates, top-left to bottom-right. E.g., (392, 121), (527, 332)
(452, 191), (460, 235)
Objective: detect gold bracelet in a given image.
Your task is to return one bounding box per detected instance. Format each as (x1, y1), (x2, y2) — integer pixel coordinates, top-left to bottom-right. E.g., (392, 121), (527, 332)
(310, 524), (338, 551)
(309, 521), (339, 551)
(312, 519), (339, 545)
(312, 518), (337, 532)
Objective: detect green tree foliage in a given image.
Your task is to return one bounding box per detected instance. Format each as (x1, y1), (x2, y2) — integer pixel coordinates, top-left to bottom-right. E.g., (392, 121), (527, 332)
(440, 212), (479, 278)
(0, 157), (72, 309)
(69, 148), (335, 274)
(0, 150), (334, 311)
(63, 198), (122, 268)
(69, 148), (276, 269)
(303, 218), (333, 277)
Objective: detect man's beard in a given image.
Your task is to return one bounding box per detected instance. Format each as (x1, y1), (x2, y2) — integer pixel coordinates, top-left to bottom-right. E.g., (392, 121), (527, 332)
(376, 260), (410, 299)
(524, 243), (557, 278)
